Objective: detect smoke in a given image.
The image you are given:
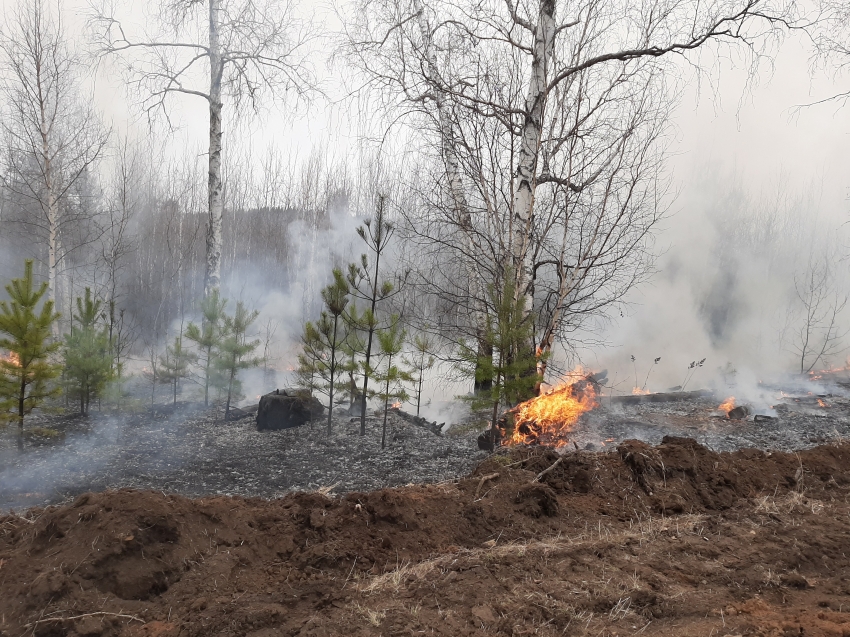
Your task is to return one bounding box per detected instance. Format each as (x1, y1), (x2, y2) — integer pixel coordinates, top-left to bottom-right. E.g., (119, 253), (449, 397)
(586, 162), (850, 404)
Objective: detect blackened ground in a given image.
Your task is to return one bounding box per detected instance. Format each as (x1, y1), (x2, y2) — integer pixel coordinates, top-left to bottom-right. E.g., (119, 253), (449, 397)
(0, 405), (486, 511)
(5, 383), (850, 512)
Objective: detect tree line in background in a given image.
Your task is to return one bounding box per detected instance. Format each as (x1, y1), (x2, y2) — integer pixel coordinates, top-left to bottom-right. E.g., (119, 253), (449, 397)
(1, 0), (849, 430)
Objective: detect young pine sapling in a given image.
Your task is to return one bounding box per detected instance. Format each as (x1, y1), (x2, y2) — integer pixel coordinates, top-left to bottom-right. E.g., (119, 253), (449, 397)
(0, 260), (61, 433)
(158, 335), (198, 406)
(215, 301), (261, 420)
(347, 195), (401, 436)
(64, 288), (113, 415)
(374, 316), (411, 449)
(184, 290), (227, 406)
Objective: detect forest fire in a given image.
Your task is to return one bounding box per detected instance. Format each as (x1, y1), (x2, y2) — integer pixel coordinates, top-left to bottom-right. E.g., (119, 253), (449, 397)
(719, 396), (736, 414)
(507, 375), (598, 447)
(0, 352), (20, 367)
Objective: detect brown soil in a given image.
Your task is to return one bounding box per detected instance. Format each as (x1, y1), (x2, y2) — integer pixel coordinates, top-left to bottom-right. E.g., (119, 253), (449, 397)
(2, 436), (850, 637)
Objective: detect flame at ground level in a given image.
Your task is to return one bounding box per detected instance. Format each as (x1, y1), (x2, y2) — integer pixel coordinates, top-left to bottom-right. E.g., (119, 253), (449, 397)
(719, 396), (735, 414)
(632, 387), (651, 395)
(507, 375), (598, 447)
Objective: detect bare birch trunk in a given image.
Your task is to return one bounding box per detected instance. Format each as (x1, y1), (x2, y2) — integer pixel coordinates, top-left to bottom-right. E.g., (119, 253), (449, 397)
(415, 0), (492, 390)
(205, 0), (224, 298)
(512, 2), (554, 287)
(511, 0), (555, 362)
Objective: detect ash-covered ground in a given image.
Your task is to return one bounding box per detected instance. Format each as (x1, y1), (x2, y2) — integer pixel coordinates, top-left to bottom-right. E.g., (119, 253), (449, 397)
(0, 405), (486, 511)
(3, 376), (850, 512)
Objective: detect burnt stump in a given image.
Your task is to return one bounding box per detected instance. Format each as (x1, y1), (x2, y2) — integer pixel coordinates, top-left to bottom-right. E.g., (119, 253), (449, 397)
(256, 389), (324, 431)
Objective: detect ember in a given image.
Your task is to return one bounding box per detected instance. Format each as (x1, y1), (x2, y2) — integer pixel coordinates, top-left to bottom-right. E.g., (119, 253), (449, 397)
(507, 371), (598, 447)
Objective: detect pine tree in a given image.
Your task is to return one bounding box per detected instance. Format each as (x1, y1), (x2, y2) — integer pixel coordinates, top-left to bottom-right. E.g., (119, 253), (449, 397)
(295, 269), (350, 435)
(184, 290), (227, 406)
(346, 195), (402, 436)
(374, 316), (412, 449)
(340, 302), (366, 414)
(0, 260), (61, 431)
(64, 288), (113, 415)
(214, 301), (261, 420)
(158, 335), (198, 406)
(462, 269), (540, 444)
(404, 332), (436, 417)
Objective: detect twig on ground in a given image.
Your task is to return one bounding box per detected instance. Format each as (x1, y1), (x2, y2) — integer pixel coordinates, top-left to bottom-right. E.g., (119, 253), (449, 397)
(24, 611), (144, 627)
(533, 456), (564, 483)
(474, 473), (500, 499)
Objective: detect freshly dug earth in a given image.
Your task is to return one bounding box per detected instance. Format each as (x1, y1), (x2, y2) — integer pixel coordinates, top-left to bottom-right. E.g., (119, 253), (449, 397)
(3, 437), (850, 637)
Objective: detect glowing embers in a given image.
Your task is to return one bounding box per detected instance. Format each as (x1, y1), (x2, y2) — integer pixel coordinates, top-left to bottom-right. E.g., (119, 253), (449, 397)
(507, 373), (598, 447)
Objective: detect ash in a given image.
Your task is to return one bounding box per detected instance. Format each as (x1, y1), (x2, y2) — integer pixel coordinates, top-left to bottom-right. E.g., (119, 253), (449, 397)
(0, 406), (486, 512)
(570, 389), (850, 452)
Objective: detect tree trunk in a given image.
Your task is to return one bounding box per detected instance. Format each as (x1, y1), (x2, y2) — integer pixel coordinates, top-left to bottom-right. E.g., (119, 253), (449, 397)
(205, 0), (224, 298)
(511, 0), (555, 350)
(225, 364), (235, 420)
(18, 372), (26, 426)
(381, 354), (392, 450)
(359, 248), (382, 436)
(328, 314), (339, 436)
(414, 0), (492, 389)
(204, 347), (211, 406)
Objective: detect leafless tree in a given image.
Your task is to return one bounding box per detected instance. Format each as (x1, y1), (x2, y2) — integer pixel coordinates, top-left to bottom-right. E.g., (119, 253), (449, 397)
(344, 0), (798, 383)
(90, 0), (318, 297)
(790, 255), (847, 374)
(0, 0), (109, 316)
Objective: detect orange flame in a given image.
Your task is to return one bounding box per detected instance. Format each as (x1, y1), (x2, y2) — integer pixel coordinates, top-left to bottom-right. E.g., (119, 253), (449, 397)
(632, 387), (650, 395)
(1, 351), (20, 367)
(507, 374), (598, 447)
(719, 396), (735, 414)
(818, 398), (827, 408)
(391, 401), (402, 409)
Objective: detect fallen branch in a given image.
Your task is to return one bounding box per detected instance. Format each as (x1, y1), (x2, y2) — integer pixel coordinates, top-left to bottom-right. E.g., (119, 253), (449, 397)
(474, 473), (500, 499)
(532, 456), (564, 483)
(24, 611), (145, 627)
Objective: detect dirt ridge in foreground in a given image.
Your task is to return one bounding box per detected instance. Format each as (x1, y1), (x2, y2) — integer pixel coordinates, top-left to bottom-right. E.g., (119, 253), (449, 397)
(2, 436), (850, 637)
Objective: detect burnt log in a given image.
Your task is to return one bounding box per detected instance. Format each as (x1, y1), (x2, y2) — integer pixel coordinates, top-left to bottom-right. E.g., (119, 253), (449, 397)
(727, 405), (750, 420)
(256, 389), (324, 431)
(477, 427), (502, 451)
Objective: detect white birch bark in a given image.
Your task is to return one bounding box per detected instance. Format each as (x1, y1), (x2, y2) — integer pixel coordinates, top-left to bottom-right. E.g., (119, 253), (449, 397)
(205, 0), (225, 298)
(511, 0), (556, 324)
(414, 0), (492, 383)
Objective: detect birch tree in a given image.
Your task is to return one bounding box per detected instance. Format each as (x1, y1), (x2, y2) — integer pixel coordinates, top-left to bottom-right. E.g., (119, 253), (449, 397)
(0, 0), (108, 313)
(346, 0), (797, 383)
(91, 0), (316, 297)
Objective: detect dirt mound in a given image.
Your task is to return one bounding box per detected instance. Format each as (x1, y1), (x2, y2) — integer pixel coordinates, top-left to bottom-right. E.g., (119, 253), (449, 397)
(3, 437), (850, 636)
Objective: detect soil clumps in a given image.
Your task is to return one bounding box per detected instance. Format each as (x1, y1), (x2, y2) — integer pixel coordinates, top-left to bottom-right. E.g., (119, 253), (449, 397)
(3, 437), (850, 636)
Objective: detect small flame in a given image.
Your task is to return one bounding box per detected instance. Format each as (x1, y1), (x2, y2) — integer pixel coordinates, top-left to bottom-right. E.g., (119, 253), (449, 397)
(507, 369), (598, 447)
(818, 398), (827, 408)
(632, 387), (650, 395)
(1, 351), (20, 367)
(719, 396), (736, 414)
(391, 401), (402, 409)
